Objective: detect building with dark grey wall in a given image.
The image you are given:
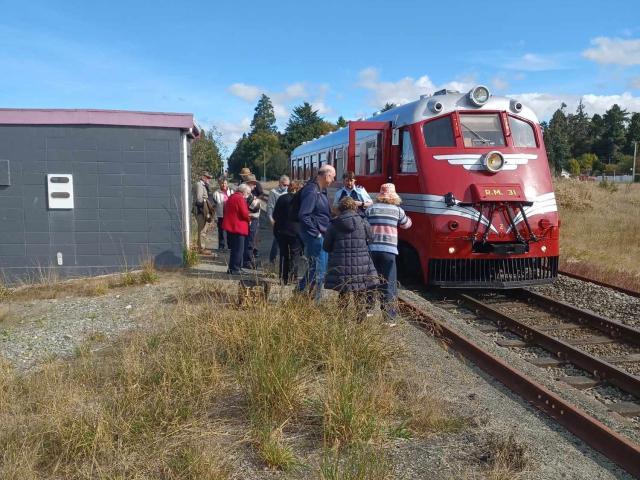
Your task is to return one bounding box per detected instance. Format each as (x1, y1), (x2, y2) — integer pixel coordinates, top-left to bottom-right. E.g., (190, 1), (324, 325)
(0, 109), (197, 282)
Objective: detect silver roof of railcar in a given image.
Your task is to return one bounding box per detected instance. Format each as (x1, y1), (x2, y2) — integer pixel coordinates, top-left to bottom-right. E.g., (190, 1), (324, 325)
(291, 89), (540, 157)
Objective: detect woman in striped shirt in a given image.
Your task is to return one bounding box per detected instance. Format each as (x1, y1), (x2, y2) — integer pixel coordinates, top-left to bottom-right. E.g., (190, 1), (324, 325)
(365, 183), (412, 323)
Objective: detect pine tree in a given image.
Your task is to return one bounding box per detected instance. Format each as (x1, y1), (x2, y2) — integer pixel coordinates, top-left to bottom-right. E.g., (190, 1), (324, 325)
(625, 112), (640, 155)
(336, 116), (348, 128)
(567, 99), (591, 158)
(250, 94), (277, 134)
(381, 102), (397, 112)
(600, 104), (629, 162)
(589, 113), (606, 159)
(543, 104), (571, 174)
(282, 102), (326, 154)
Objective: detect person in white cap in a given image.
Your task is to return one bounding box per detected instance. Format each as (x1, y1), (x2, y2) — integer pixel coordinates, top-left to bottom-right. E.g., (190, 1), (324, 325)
(365, 183), (412, 324)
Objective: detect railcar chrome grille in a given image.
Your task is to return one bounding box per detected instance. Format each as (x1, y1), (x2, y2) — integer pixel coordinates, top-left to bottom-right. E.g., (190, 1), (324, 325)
(428, 256), (558, 288)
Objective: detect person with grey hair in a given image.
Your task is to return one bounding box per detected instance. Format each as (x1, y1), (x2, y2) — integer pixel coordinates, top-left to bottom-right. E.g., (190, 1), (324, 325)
(296, 164), (336, 300)
(267, 174), (290, 263)
(222, 184), (251, 274)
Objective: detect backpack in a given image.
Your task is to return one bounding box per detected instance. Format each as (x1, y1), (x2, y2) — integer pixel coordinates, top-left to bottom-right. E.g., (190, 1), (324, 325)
(288, 181), (317, 223)
(287, 189), (303, 223)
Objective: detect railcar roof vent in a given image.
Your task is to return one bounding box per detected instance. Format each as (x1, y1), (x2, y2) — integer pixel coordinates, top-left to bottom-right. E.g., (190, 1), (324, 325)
(420, 94), (430, 99)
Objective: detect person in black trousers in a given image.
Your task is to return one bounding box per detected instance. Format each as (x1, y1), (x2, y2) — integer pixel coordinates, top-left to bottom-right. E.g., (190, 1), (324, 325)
(272, 180), (303, 285)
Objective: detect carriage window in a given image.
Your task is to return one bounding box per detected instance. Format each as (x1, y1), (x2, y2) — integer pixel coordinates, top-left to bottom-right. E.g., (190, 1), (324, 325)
(459, 114), (505, 147)
(311, 154), (318, 176)
(334, 147), (345, 179)
(508, 116), (537, 148)
(304, 156), (310, 179)
(399, 130), (417, 173)
(423, 116), (456, 147)
(319, 152), (327, 167)
(366, 137), (382, 175)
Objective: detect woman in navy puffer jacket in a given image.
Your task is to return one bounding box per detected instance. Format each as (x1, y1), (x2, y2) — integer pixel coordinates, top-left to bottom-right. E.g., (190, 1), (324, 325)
(323, 197), (378, 307)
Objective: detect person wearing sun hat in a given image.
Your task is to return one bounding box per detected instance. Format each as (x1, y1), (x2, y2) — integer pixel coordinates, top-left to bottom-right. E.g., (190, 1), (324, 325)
(365, 183), (412, 324)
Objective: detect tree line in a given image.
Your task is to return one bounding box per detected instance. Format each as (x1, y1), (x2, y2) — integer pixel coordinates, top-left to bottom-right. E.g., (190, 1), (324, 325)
(226, 95), (348, 179)
(543, 101), (640, 178)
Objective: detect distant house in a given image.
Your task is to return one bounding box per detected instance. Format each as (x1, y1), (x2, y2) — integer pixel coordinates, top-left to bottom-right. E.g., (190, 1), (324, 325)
(0, 108), (198, 282)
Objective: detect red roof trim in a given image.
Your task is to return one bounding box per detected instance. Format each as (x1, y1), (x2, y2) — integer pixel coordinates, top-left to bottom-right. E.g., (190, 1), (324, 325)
(0, 108), (194, 129)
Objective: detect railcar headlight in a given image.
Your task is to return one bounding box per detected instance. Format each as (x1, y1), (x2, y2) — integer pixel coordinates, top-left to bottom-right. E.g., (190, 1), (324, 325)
(483, 151), (505, 173)
(469, 85), (491, 106)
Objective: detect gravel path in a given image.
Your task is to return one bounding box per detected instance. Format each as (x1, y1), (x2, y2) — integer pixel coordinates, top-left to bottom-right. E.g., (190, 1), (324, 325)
(0, 276), (184, 372)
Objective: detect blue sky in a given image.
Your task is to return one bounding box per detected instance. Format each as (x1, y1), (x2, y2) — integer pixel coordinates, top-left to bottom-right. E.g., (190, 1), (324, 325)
(1, 0), (639, 153)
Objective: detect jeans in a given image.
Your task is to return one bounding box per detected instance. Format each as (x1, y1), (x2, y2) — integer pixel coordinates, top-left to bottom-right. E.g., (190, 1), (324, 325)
(227, 233), (245, 273)
(277, 233), (302, 285)
(296, 230), (328, 301)
(243, 217), (260, 267)
(216, 217), (226, 249)
(369, 251), (398, 318)
(269, 236), (279, 263)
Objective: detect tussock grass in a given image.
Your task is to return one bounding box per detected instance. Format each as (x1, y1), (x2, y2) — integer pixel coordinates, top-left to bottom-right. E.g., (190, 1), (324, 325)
(481, 432), (532, 480)
(0, 280), (466, 476)
(319, 444), (392, 480)
(555, 179), (640, 291)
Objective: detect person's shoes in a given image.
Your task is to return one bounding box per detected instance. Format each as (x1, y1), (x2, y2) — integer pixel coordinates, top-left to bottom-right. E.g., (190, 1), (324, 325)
(227, 269), (240, 275)
(199, 248), (213, 255)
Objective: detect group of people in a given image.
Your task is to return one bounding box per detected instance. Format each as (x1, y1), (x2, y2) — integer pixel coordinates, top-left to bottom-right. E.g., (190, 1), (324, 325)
(192, 164), (412, 323)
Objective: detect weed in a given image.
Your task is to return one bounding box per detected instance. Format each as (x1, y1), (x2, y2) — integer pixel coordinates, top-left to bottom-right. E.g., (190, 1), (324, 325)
(139, 258), (159, 284)
(183, 246), (199, 267)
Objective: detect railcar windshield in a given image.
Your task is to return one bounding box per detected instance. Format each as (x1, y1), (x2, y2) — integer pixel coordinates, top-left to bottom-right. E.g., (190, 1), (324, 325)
(459, 114), (505, 147)
(508, 116), (537, 147)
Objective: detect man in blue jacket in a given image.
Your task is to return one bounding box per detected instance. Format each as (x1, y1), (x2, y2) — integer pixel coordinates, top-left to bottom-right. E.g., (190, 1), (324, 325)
(296, 164), (336, 300)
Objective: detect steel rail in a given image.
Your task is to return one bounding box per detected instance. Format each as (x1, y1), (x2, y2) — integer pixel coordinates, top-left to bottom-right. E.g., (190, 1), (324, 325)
(559, 270), (640, 299)
(510, 288), (640, 346)
(455, 293), (640, 398)
(398, 293), (640, 478)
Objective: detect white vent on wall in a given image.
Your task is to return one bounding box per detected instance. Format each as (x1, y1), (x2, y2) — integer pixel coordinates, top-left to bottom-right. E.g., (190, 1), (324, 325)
(47, 174), (74, 209)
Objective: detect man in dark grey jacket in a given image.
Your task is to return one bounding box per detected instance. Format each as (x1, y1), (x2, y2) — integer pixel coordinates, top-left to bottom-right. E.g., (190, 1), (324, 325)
(296, 165), (336, 300)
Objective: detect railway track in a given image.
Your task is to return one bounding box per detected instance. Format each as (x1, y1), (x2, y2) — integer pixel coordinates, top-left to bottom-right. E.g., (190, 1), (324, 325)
(398, 288), (640, 478)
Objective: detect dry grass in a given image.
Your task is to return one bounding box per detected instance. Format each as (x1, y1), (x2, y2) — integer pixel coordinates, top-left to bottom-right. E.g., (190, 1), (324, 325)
(555, 179), (640, 291)
(480, 432), (532, 480)
(0, 277), (469, 477)
(0, 260), (160, 303)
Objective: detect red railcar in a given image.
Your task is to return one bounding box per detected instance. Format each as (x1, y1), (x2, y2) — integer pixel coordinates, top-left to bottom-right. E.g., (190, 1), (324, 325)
(290, 86), (559, 288)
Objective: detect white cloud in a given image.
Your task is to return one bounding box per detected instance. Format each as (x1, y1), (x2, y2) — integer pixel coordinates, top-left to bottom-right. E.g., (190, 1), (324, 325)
(583, 37), (640, 66)
(510, 91), (640, 121)
(630, 76), (640, 89)
(357, 68), (478, 108)
(205, 117), (251, 151)
(358, 67), (435, 107)
(506, 53), (565, 71)
(227, 83), (262, 102)
(491, 76), (509, 91)
(226, 80), (331, 126)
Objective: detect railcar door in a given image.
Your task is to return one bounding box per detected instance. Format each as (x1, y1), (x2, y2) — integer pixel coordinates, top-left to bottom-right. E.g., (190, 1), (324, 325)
(347, 121), (391, 195)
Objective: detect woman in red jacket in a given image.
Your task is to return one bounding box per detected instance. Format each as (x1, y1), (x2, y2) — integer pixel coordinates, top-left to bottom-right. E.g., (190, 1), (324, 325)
(222, 184), (251, 274)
